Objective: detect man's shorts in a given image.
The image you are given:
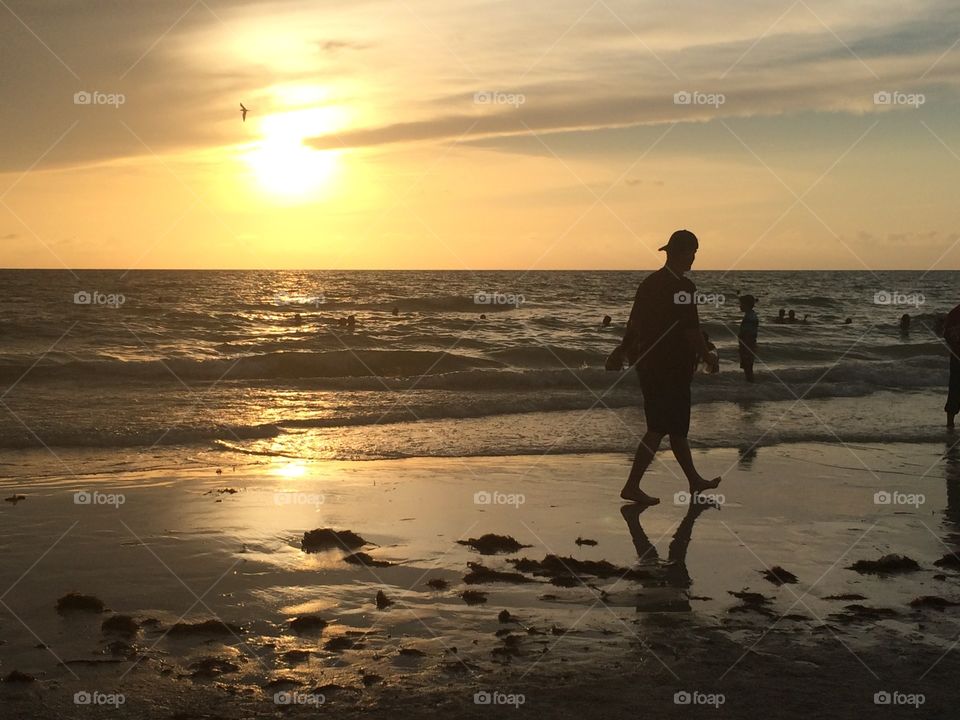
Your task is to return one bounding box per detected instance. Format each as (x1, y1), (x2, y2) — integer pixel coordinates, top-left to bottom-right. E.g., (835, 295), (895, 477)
(638, 368), (692, 436)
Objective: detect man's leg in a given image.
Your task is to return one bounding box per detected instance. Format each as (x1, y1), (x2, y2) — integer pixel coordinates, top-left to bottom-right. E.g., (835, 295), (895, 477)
(620, 431), (664, 504)
(948, 355), (960, 428)
(668, 434), (721, 492)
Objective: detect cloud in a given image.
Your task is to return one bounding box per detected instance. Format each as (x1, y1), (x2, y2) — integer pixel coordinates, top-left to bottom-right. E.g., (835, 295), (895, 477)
(318, 39), (371, 53)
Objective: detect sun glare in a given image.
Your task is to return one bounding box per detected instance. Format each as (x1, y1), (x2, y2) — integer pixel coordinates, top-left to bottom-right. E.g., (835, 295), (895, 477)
(245, 106), (343, 200)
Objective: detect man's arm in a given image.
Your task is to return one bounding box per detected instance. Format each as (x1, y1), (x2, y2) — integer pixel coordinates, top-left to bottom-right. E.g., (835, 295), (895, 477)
(617, 287), (644, 350)
(684, 327), (711, 362)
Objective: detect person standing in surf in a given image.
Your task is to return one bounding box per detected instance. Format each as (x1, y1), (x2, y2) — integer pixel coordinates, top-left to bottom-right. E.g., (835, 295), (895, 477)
(944, 302), (960, 429)
(606, 229), (721, 505)
(738, 294), (759, 383)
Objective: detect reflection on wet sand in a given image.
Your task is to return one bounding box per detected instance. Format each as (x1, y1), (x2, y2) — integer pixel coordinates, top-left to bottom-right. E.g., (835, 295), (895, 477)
(618, 498), (720, 612)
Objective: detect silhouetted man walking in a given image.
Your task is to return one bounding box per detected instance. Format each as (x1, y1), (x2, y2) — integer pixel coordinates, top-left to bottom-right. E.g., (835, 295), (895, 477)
(607, 230), (721, 505)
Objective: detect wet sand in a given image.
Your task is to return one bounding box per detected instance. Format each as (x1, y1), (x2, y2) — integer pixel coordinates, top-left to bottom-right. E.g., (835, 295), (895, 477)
(2, 442), (960, 718)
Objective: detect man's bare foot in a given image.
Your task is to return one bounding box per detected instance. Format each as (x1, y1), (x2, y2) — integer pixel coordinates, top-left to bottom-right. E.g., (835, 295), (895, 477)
(688, 476), (722, 493)
(620, 488), (661, 505)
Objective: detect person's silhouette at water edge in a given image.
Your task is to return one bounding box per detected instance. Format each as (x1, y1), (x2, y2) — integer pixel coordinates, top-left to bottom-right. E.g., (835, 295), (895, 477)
(606, 229), (722, 506)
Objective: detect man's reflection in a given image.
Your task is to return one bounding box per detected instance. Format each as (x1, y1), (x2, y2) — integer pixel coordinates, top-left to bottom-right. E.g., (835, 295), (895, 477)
(944, 439), (960, 530)
(620, 497), (718, 612)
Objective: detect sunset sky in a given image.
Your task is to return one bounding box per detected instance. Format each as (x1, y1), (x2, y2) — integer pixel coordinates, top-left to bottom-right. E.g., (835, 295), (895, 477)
(1, 0), (959, 270)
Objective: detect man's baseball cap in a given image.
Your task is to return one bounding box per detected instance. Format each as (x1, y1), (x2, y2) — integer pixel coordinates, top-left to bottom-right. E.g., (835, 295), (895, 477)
(658, 229), (699, 253)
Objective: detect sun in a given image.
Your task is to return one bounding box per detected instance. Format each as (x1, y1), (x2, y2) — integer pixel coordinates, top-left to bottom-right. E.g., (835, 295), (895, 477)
(244, 106), (342, 200)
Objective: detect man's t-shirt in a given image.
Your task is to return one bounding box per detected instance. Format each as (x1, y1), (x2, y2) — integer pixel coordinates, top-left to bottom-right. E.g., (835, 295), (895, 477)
(623, 267), (699, 376)
(945, 303), (960, 353)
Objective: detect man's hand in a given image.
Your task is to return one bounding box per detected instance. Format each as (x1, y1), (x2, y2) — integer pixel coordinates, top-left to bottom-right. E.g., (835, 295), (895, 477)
(704, 351), (720, 374)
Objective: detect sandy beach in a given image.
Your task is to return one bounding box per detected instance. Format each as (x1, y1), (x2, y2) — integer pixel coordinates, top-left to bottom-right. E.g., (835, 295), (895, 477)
(2, 441), (959, 718)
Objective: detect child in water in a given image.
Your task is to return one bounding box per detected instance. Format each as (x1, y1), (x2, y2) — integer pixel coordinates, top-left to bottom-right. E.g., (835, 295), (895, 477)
(738, 295), (759, 383)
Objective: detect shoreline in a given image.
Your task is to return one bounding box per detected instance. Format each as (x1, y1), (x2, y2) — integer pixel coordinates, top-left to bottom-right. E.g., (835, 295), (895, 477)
(2, 443), (959, 717)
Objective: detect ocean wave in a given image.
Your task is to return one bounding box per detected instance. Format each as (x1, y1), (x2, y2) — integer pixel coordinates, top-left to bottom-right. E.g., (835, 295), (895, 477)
(0, 349), (505, 383)
(0, 357), (952, 451)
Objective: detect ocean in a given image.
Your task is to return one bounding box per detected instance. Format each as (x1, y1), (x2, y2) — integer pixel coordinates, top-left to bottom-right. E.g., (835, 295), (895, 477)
(1, 269), (956, 477)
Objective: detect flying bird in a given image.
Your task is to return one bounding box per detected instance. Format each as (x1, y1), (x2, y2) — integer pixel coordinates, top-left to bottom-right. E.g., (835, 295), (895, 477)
(240, 103), (248, 122)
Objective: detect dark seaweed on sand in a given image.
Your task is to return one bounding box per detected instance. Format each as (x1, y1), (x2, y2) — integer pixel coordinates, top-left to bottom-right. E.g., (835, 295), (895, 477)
(457, 534), (531, 555)
(575, 537), (598, 547)
(507, 554), (652, 581)
(343, 551), (392, 567)
(847, 554), (920, 574)
(101, 614), (140, 636)
(288, 614), (328, 634)
(909, 595), (960, 610)
(461, 590), (488, 605)
(933, 552), (960, 569)
(187, 656), (241, 679)
(463, 562), (535, 585)
(376, 590), (394, 609)
(426, 578), (449, 590)
(56, 592), (105, 614)
(4, 670), (35, 683)
(759, 566), (798, 585)
(301, 528), (367, 553)
(829, 604), (899, 622)
(823, 593), (867, 601)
